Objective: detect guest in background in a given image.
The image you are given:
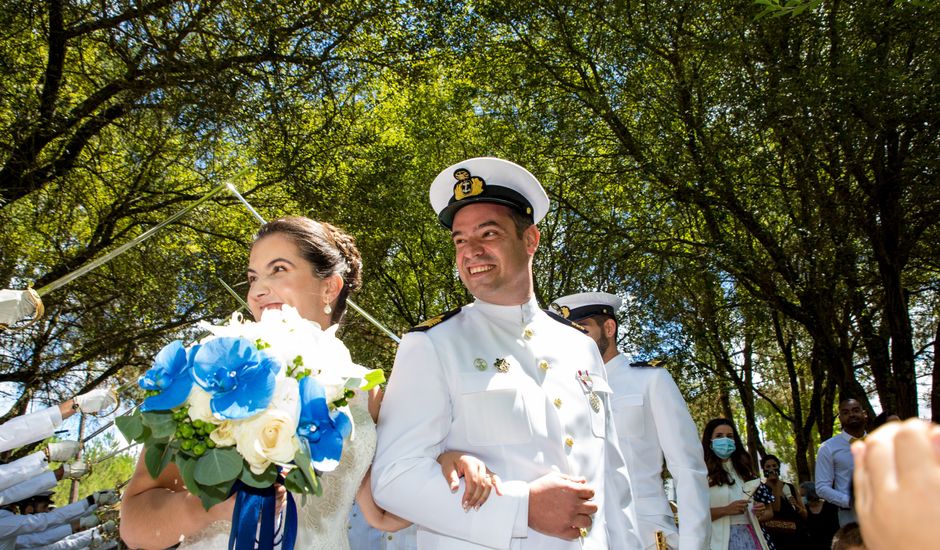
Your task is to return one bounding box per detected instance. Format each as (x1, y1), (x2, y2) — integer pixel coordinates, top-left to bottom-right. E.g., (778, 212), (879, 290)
(703, 418), (775, 550)
(799, 482), (839, 550)
(760, 455), (806, 549)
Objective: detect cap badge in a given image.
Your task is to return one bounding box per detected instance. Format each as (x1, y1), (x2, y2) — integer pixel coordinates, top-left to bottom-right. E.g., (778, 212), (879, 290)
(549, 302), (571, 319)
(453, 168), (486, 201)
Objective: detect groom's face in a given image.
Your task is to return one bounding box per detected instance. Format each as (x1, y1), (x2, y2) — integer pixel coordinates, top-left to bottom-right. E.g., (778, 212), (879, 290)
(451, 202), (538, 305)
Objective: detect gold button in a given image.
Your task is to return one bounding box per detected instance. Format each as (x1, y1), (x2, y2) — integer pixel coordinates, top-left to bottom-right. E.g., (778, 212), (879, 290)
(579, 527), (588, 538)
(523, 327), (534, 340)
(553, 398), (562, 409)
(565, 436), (574, 448)
(538, 359), (550, 371)
(387, 535), (393, 540)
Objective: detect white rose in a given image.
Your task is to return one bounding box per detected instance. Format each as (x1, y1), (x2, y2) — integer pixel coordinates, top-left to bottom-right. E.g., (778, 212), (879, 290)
(233, 377), (301, 474)
(186, 387), (220, 425)
(210, 420), (237, 447)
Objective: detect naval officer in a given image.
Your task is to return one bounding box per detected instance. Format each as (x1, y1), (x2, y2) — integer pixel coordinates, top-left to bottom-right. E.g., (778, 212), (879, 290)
(373, 157), (641, 550)
(551, 292), (711, 550)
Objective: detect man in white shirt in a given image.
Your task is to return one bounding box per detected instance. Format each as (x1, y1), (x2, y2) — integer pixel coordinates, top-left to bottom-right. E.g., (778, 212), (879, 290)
(551, 292), (711, 550)
(815, 398), (867, 526)
(373, 157), (641, 550)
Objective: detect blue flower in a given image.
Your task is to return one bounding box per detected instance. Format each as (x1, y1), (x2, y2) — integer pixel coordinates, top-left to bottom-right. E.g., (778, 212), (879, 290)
(297, 376), (351, 471)
(191, 337), (279, 420)
(139, 341), (195, 411)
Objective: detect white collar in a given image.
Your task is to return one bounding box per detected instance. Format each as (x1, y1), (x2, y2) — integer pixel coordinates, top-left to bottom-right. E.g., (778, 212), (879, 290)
(472, 296), (542, 325)
(839, 431), (867, 443)
(606, 353), (631, 370)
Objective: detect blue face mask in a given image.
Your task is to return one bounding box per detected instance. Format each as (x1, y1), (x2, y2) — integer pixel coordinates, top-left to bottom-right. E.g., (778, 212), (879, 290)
(711, 438), (736, 459)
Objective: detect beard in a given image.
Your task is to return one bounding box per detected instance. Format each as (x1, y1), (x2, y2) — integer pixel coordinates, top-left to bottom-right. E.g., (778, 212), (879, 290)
(597, 331), (611, 357)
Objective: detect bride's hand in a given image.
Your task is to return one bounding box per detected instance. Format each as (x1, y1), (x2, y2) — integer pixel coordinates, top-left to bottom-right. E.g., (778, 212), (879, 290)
(438, 451), (503, 511)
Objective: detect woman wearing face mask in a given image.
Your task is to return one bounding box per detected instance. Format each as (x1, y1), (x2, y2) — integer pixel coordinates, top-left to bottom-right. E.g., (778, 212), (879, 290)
(703, 418), (776, 550)
(760, 455), (807, 549)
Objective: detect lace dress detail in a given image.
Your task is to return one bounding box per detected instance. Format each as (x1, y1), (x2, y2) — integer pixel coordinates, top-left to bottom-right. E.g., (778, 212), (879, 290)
(295, 403), (376, 550)
(177, 403), (376, 549)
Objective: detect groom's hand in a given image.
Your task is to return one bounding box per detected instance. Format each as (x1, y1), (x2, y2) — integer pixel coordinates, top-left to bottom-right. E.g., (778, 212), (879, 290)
(527, 472), (597, 540)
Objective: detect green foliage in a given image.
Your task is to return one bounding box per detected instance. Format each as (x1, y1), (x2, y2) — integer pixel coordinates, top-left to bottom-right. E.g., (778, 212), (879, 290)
(51, 435), (135, 508)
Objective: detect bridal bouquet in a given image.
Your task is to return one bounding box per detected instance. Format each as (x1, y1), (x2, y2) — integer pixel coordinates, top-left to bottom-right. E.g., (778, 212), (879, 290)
(117, 306), (384, 549)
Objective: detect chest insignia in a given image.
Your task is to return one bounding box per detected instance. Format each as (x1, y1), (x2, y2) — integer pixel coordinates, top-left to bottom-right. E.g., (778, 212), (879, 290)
(494, 357), (510, 373)
(577, 370), (602, 412)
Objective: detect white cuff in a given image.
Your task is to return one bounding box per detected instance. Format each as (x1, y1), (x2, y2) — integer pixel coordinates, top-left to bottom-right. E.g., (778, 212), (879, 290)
(505, 480), (530, 538)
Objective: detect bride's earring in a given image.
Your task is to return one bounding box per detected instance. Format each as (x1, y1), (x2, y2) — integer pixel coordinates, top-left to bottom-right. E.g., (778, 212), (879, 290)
(324, 303), (333, 315)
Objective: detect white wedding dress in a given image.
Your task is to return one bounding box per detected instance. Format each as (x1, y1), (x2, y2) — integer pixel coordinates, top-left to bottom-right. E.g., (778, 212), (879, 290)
(178, 402), (376, 550)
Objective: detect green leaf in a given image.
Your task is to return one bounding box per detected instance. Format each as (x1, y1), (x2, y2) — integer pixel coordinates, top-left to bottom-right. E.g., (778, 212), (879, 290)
(293, 445), (320, 497)
(194, 448), (243, 486)
(141, 410), (177, 439)
(284, 467), (308, 494)
(239, 464), (278, 488)
(175, 454), (201, 497)
(115, 412), (144, 441)
(197, 479), (235, 511)
(359, 369), (386, 391)
(144, 443), (174, 479)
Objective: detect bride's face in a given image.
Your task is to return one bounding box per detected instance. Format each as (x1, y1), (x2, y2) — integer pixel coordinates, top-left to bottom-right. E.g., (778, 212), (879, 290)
(247, 232), (333, 327)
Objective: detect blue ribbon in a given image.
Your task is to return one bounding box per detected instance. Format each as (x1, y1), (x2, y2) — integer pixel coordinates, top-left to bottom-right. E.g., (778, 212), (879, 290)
(228, 479), (297, 550)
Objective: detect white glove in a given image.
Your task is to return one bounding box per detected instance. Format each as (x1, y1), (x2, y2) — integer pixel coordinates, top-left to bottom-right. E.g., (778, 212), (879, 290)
(91, 490), (119, 506)
(47, 440), (81, 462)
(62, 460), (89, 479)
(98, 519), (117, 533)
(79, 513), (100, 529)
(73, 388), (116, 414)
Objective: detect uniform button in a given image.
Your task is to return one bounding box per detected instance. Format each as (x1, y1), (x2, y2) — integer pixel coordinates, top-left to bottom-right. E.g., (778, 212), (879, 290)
(388, 535), (394, 540)
(553, 398), (562, 409)
(523, 327), (534, 340)
(538, 359), (550, 371)
(565, 436), (574, 448)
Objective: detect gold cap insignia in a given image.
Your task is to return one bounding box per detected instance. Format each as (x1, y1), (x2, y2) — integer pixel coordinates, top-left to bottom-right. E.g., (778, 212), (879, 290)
(453, 168), (486, 201)
(549, 302), (571, 319)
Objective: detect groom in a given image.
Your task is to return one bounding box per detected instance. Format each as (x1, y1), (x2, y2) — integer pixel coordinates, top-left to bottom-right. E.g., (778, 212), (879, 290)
(372, 157), (641, 549)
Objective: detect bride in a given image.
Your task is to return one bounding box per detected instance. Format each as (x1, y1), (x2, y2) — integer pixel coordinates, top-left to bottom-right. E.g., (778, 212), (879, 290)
(120, 217), (499, 549)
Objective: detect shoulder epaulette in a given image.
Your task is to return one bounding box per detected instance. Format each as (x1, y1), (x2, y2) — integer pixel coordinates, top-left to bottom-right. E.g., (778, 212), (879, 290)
(407, 307), (462, 333)
(629, 359), (666, 368)
(544, 309), (588, 334)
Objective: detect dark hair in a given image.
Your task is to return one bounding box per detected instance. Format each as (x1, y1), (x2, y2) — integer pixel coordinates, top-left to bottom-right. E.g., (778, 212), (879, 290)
(761, 454), (781, 468)
(254, 217), (362, 325)
(702, 418), (757, 487)
(831, 522), (864, 550)
(507, 207), (534, 238)
(872, 411), (898, 429)
(838, 397), (861, 409)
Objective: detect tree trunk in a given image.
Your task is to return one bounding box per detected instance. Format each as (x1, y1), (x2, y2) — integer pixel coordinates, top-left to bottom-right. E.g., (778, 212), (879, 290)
(933, 320), (939, 424)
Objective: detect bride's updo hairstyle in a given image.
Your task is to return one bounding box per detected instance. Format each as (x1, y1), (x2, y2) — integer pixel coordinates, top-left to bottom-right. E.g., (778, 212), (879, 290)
(253, 216), (363, 325)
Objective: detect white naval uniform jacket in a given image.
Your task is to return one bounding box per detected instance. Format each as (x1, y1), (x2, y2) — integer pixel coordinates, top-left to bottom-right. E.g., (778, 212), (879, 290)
(0, 407), (62, 454)
(606, 354), (711, 550)
(373, 298), (641, 550)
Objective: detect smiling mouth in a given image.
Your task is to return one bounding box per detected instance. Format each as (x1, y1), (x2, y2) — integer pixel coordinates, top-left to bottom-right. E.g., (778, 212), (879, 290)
(260, 303), (283, 311)
(468, 265), (495, 275)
